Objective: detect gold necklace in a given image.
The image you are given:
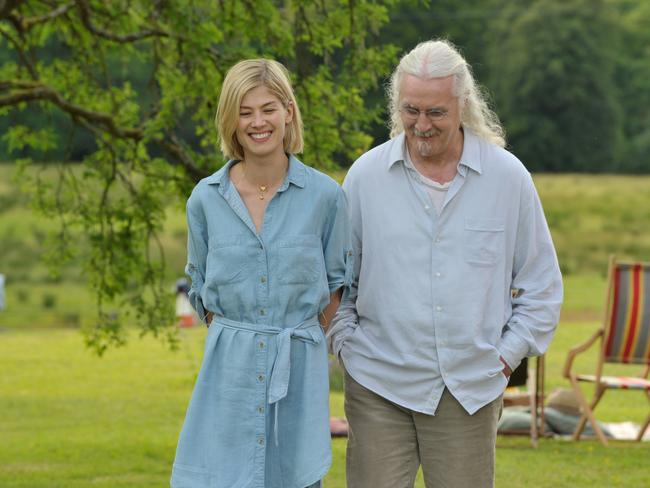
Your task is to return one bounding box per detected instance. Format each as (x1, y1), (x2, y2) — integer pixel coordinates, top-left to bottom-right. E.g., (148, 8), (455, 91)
(256, 184), (268, 200)
(240, 162), (282, 200)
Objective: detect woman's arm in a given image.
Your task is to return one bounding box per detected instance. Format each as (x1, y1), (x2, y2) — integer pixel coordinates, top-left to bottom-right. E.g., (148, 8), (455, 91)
(319, 288), (342, 332)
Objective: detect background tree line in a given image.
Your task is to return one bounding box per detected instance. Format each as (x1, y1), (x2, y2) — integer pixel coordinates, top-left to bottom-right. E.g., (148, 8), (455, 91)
(3, 0), (649, 172)
(1, 0), (648, 350)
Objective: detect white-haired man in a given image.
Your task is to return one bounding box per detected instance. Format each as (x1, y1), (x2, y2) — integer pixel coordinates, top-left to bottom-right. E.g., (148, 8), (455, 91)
(328, 39), (563, 487)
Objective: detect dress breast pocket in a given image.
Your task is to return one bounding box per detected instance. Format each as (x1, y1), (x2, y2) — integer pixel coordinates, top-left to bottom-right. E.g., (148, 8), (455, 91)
(206, 236), (252, 284)
(276, 235), (323, 285)
(463, 218), (505, 267)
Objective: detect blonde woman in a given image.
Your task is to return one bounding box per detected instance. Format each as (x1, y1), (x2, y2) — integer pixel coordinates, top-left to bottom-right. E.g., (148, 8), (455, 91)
(171, 59), (351, 488)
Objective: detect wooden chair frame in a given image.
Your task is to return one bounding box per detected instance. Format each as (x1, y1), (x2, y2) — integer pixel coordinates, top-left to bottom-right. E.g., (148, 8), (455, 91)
(563, 256), (650, 445)
(501, 356), (546, 447)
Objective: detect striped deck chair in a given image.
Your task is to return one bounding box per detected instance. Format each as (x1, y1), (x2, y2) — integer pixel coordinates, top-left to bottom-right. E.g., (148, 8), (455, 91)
(563, 256), (650, 445)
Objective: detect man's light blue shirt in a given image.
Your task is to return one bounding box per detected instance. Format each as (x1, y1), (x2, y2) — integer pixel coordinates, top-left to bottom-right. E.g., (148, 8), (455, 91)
(328, 130), (563, 415)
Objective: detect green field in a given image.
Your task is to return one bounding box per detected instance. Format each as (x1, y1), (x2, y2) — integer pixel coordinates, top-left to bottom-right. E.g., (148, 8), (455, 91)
(1, 164), (649, 487)
(2, 325), (649, 488)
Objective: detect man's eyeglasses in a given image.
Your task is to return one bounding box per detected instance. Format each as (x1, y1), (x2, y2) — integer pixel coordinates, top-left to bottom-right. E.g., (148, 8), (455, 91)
(400, 105), (448, 121)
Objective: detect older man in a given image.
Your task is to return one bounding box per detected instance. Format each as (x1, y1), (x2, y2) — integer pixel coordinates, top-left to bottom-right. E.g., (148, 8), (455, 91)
(328, 39), (562, 488)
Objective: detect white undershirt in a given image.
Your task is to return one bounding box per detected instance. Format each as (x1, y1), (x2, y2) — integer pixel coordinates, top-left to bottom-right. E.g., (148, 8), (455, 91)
(403, 146), (452, 215)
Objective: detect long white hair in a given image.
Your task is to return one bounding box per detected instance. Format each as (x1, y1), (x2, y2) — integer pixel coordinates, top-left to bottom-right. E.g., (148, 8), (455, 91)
(387, 39), (505, 147)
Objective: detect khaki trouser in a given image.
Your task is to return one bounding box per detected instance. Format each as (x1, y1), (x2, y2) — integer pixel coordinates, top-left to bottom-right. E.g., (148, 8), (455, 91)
(344, 369), (502, 488)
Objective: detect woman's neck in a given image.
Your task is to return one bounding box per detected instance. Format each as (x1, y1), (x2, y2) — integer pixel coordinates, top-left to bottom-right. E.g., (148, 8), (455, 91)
(239, 152), (289, 187)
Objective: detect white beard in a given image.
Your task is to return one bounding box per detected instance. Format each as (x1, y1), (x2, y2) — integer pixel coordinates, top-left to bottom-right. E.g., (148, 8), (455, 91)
(415, 139), (433, 158)
(412, 128), (436, 158)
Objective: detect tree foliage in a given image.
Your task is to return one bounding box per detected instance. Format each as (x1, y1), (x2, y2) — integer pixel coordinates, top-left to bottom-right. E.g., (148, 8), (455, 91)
(484, 0), (622, 172)
(0, 0), (398, 353)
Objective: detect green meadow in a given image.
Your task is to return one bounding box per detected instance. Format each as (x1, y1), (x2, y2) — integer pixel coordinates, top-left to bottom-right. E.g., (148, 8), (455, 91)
(1, 164), (649, 487)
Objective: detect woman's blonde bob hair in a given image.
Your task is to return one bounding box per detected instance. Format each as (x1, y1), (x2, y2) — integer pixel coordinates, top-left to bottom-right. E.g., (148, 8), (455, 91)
(215, 58), (303, 160)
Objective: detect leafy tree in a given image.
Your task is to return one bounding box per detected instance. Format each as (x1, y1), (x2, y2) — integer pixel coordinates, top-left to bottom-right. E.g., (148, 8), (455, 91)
(0, 0), (398, 353)
(485, 0), (622, 172)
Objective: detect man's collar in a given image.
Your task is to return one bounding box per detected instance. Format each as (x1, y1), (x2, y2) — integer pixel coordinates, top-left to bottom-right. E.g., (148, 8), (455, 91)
(388, 128), (483, 176)
(458, 129), (482, 176)
(387, 132), (407, 170)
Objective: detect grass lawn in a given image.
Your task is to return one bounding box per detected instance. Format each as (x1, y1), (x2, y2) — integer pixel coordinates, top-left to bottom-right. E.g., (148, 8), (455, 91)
(1, 323), (649, 488)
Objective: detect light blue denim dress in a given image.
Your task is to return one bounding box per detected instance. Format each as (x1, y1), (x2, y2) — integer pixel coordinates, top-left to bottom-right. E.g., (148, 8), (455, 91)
(171, 156), (352, 488)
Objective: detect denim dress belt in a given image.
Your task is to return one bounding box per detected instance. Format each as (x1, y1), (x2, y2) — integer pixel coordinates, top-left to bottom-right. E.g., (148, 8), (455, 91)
(212, 316), (323, 445)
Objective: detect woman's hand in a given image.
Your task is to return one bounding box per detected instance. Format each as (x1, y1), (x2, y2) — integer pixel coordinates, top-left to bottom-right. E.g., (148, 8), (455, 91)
(319, 289), (343, 332)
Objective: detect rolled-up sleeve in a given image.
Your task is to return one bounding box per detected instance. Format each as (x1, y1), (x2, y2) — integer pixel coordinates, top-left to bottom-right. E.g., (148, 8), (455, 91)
(185, 192), (209, 322)
(322, 186), (353, 294)
(497, 174), (563, 370)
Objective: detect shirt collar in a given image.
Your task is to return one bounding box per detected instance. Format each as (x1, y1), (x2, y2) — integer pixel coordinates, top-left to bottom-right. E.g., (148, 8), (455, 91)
(387, 128), (483, 176)
(457, 129), (482, 176)
(205, 154), (306, 189)
(387, 132), (407, 170)
(283, 154), (307, 189)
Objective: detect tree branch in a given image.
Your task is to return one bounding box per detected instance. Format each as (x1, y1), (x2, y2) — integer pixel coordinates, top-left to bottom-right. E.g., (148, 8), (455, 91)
(0, 82), (142, 139)
(21, 2), (74, 29)
(0, 29), (39, 79)
(0, 80), (209, 180)
(0, 80), (40, 90)
(159, 133), (210, 182)
(75, 0), (169, 43)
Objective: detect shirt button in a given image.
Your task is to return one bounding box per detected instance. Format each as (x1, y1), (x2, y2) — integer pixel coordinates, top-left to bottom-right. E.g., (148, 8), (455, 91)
(258, 406), (265, 414)
(435, 272), (441, 277)
(260, 309), (266, 316)
(260, 276), (267, 284)
(435, 237), (441, 243)
(257, 374), (265, 382)
(258, 438), (265, 446)
(259, 341), (265, 349)
(424, 205), (430, 210)
(436, 305), (442, 312)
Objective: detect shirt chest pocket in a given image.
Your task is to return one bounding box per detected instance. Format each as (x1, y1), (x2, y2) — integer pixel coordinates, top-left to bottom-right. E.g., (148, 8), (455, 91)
(207, 236), (257, 285)
(275, 235), (323, 285)
(463, 218), (505, 267)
